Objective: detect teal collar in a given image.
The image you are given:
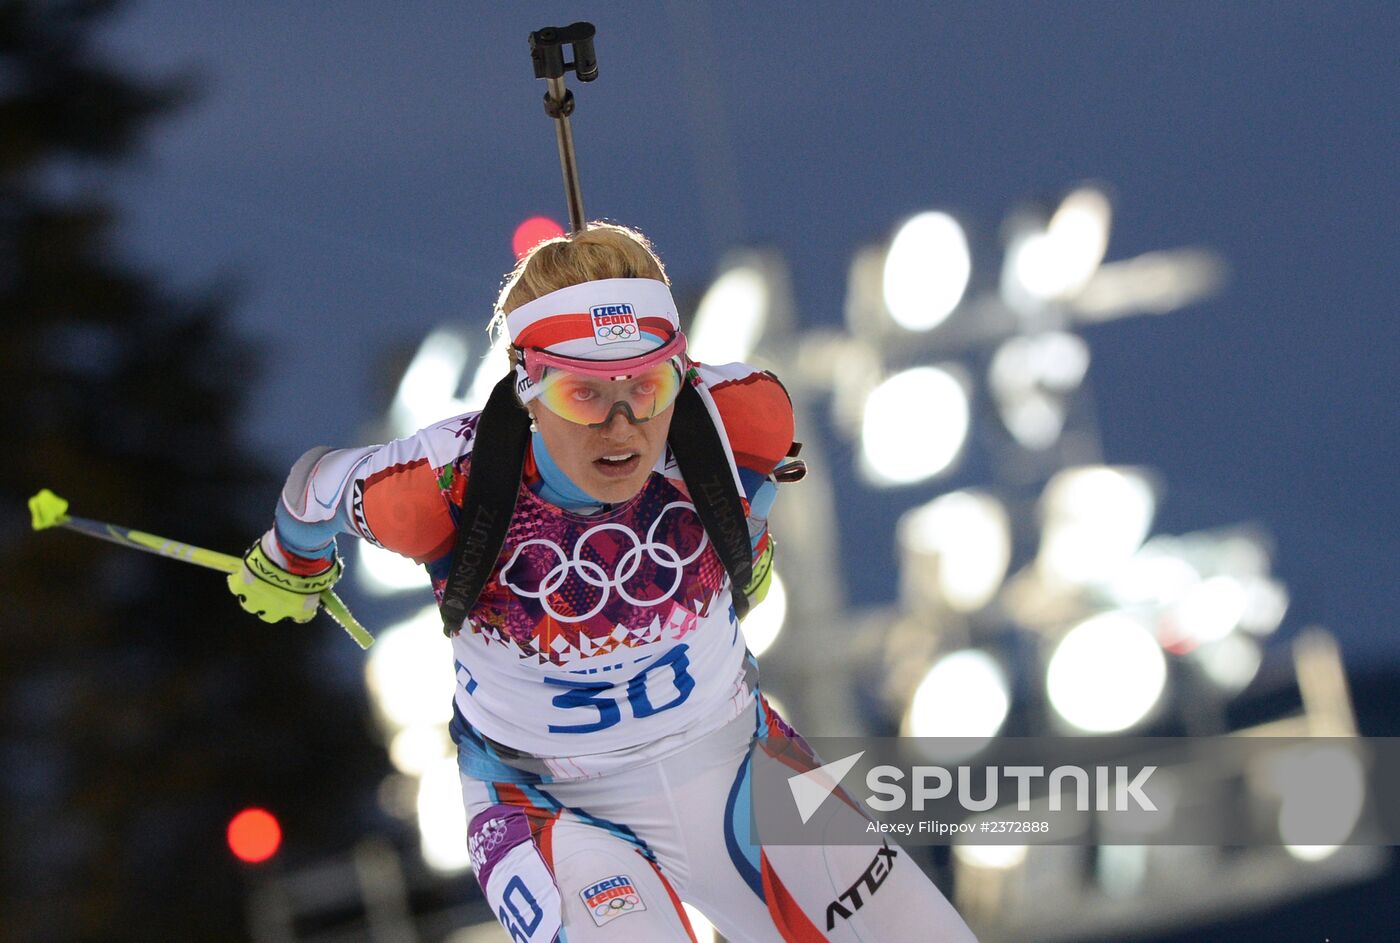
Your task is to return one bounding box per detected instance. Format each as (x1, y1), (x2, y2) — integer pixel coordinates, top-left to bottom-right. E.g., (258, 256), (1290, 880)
(530, 431), (606, 514)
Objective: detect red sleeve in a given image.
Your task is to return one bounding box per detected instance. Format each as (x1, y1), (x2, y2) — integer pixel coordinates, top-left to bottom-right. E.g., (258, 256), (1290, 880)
(359, 458), (459, 564)
(708, 370), (795, 475)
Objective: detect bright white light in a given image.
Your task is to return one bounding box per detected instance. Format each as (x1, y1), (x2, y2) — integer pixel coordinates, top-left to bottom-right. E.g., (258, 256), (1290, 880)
(1108, 539), (1201, 608)
(1003, 188), (1112, 306)
(1072, 248), (1227, 322)
(1267, 744), (1365, 853)
(905, 650), (1010, 758)
(1047, 612), (1167, 733)
(690, 265), (770, 364)
(899, 492), (1011, 612)
(1171, 575), (1248, 646)
(741, 571), (786, 657)
(365, 605), (457, 729)
(356, 541), (431, 595)
(1096, 844), (1148, 897)
(417, 757), (472, 873)
(1192, 633), (1262, 692)
(1214, 533), (1272, 578)
(391, 329), (470, 436)
(953, 842), (1028, 870)
(1046, 187), (1112, 295)
(860, 367), (970, 486)
(462, 332), (511, 413)
(988, 332), (1091, 450)
(388, 724), (453, 777)
(683, 904), (716, 943)
(1038, 466), (1155, 586)
(1239, 576), (1289, 636)
(883, 212), (971, 331)
(1285, 843), (1340, 863)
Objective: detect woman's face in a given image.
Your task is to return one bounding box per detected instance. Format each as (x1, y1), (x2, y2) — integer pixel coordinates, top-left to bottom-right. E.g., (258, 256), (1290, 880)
(531, 401), (674, 504)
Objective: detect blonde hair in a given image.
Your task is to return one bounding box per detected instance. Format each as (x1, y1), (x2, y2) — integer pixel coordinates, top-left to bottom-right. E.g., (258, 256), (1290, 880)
(491, 222), (670, 345)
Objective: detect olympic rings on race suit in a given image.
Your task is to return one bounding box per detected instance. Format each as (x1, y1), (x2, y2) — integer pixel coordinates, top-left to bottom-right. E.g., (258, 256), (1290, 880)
(499, 502), (709, 623)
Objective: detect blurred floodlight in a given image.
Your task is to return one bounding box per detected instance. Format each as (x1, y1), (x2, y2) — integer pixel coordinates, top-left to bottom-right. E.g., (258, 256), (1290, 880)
(417, 757), (472, 873)
(1072, 248), (1227, 323)
(388, 724), (453, 777)
(1170, 575), (1249, 647)
(1239, 576), (1289, 636)
(690, 264), (770, 364)
(357, 541), (432, 595)
(365, 605), (456, 730)
(683, 905), (716, 943)
(391, 329), (470, 436)
(1109, 541), (1201, 609)
(860, 367), (970, 485)
(883, 212), (971, 331)
(904, 650), (1011, 756)
(1096, 845), (1152, 898)
(1286, 843), (1340, 863)
(741, 571), (787, 657)
(899, 492), (1011, 612)
(1047, 611), (1167, 733)
(1038, 466), (1155, 585)
(463, 332), (511, 413)
(1264, 744), (1365, 854)
(1002, 188), (1112, 307)
(953, 842), (1028, 871)
(988, 332), (1091, 450)
(1192, 633), (1263, 693)
(1214, 533), (1272, 577)
(1046, 187), (1112, 296)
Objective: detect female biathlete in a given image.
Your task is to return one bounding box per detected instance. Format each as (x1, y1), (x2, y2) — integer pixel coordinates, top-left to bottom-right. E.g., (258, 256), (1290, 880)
(227, 224), (977, 942)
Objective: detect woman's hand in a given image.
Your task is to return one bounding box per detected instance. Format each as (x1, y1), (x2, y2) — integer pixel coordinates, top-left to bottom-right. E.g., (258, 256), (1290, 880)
(226, 539), (342, 623)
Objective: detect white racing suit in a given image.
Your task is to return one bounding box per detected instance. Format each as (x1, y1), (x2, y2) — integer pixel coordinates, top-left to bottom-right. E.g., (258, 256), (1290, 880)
(267, 362), (976, 941)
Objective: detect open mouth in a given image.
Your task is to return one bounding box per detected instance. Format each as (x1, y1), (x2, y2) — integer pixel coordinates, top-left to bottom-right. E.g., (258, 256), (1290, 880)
(593, 452), (641, 476)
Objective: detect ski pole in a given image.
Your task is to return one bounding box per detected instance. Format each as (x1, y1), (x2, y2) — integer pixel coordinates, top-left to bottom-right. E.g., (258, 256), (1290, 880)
(27, 488), (374, 649)
(529, 22), (598, 234)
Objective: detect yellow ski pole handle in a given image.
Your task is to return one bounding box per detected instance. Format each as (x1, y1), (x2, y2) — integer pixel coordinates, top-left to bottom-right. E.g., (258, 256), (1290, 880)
(28, 488), (374, 649)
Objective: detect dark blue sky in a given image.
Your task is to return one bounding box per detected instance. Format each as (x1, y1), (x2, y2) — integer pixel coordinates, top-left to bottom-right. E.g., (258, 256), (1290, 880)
(98, 3), (1397, 664)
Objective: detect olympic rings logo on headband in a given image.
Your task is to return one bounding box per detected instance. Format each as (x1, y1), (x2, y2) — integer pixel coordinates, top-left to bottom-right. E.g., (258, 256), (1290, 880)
(498, 502), (709, 624)
(591, 303), (640, 347)
(596, 323), (638, 338)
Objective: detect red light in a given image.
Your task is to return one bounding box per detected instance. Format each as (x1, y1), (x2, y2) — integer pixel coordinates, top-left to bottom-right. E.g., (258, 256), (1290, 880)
(227, 807), (282, 864)
(513, 216), (565, 260)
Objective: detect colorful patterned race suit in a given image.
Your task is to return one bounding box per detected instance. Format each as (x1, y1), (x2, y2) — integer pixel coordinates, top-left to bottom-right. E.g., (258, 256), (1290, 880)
(262, 361), (977, 942)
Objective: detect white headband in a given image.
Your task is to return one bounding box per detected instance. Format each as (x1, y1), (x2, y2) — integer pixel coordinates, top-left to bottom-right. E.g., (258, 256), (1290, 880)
(505, 277), (679, 361)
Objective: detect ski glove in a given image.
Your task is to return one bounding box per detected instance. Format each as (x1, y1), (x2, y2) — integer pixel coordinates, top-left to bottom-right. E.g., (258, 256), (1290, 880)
(227, 540), (342, 624)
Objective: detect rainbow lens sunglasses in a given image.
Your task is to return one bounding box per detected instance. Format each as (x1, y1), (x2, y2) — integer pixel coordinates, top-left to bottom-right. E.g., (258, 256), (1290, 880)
(520, 334), (689, 428)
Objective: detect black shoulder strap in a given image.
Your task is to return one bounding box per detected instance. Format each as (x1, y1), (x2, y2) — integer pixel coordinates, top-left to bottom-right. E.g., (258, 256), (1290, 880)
(438, 374), (531, 635)
(438, 374), (755, 634)
(667, 383), (754, 618)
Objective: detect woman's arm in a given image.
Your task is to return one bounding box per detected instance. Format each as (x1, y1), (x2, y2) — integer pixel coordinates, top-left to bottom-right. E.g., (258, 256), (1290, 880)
(229, 414), (481, 620)
(702, 364), (797, 605)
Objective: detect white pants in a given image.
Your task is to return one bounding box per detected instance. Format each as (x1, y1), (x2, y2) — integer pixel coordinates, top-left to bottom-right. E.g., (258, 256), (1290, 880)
(460, 699), (977, 942)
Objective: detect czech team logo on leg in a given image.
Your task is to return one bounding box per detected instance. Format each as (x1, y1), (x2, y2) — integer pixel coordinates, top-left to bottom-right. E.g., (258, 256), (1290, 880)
(580, 874), (647, 927)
